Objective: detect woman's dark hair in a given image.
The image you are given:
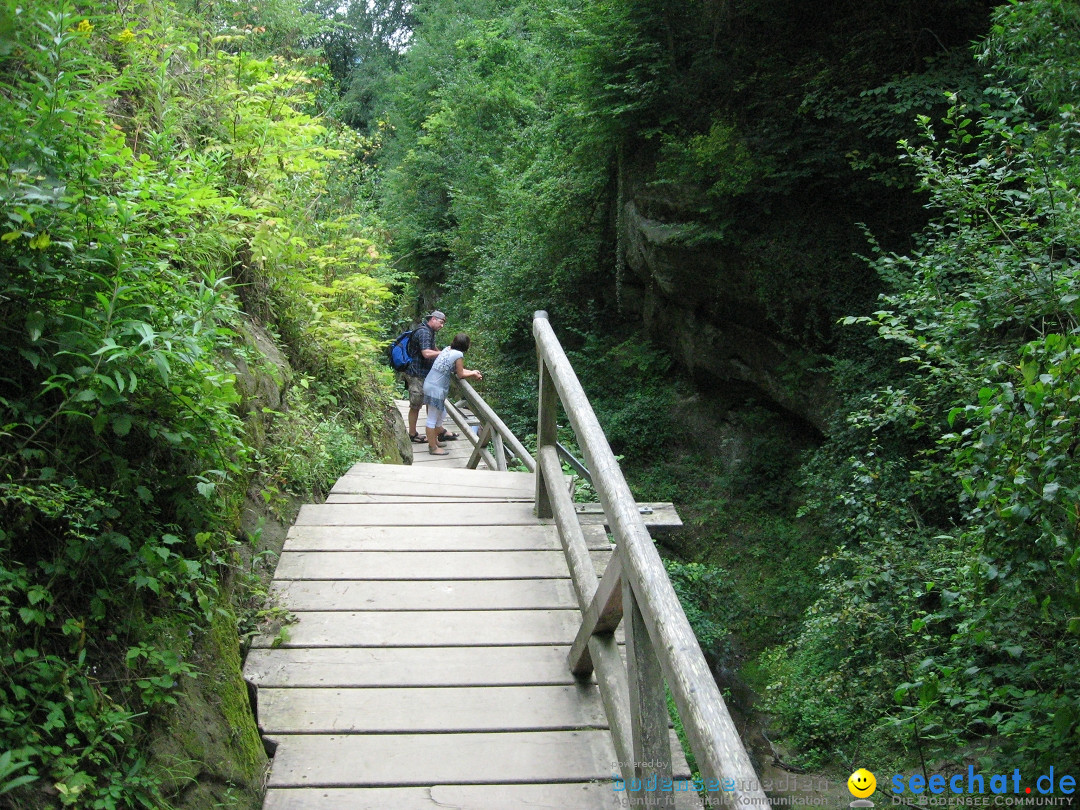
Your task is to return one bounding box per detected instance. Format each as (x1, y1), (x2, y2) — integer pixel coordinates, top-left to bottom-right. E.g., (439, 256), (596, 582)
(450, 332), (470, 352)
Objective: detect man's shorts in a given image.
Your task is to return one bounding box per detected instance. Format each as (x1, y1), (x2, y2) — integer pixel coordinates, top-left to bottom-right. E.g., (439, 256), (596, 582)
(406, 374), (425, 408)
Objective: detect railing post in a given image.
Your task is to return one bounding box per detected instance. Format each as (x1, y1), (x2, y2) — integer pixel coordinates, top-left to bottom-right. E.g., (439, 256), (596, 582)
(535, 310), (557, 519)
(624, 578), (673, 802)
(466, 421), (499, 471)
(492, 431), (507, 471)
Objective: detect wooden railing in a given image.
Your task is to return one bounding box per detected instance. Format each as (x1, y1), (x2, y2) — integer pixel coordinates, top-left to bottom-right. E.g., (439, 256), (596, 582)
(532, 311), (769, 809)
(445, 379), (535, 473)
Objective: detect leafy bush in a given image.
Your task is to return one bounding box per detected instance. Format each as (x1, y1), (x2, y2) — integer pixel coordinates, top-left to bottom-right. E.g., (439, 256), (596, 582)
(773, 0), (1080, 771)
(0, 0), (393, 805)
(664, 560), (736, 657)
(259, 379), (375, 505)
(564, 332), (678, 459)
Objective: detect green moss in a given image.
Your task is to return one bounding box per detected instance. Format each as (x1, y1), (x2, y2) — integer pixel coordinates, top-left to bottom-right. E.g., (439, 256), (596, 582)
(147, 607), (265, 809)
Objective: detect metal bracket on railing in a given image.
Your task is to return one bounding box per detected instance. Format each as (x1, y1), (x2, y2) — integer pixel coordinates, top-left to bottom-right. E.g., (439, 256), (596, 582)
(638, 506), (653, 515)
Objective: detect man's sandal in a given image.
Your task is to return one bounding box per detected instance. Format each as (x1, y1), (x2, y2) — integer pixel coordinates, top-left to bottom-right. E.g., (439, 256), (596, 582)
(410, 433), (426, 443)
(429, 449), (450, 456)
(438, 431), (460, 441)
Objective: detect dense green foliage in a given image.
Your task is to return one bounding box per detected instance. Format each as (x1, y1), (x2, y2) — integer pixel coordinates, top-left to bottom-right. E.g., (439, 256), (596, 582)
(377, 0), (995, 358)
(767, 0), (1080, 771)
(0, 0), (395, 805)
(351, 0), (1077, 779)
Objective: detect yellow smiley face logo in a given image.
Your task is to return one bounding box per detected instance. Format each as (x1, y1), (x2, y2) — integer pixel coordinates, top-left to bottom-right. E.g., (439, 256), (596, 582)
(848, 768), (876, 798)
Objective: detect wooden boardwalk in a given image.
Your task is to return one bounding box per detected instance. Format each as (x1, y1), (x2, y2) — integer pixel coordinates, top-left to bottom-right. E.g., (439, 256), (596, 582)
(244, 417), (697, 809)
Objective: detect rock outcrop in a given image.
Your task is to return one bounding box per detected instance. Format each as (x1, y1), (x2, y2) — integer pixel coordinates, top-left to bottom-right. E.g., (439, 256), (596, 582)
(619, 195), (834, 433)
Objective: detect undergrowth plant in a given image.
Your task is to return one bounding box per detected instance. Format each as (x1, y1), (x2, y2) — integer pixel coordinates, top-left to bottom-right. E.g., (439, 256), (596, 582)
(0, 0), (393, 805)
(259, 378), (376, 509)
(767, 0), (1080, 773)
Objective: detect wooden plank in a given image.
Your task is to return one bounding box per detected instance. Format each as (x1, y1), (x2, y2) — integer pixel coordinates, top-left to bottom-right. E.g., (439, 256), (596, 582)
(624, 577), (674, 800)
(256, 684), (608, 733)
(323, 493), (533, 503)
(269, 578), (580, 611)
(264, 729), (694, 789)
(265, 730), (617, 787)
(264, 782), (644, 810)
(336, 462), (565, 494)
(409, 445), (488, 469)
(339, 463), (533, 489)
(264, 781), (702, 809)
(294, 501), (543, 527)
(249, 609), (597, 648)
(570, 551), (624, 676)
(283, 524), (612, 552)
(536, 353), (559, 518)
(331, 478), (533, 500)
(536, 447), (604, 611)
(272, 549), (611, 580)
(409, 450), (471, 464)
(409, 451), (480, 466)
(576, 502), (683, 532)
(244, 645), (591, 688)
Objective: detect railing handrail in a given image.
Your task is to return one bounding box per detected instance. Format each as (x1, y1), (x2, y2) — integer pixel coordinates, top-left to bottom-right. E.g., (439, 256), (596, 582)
(448, 377), (535, 472)
(532, 310), (769, 809)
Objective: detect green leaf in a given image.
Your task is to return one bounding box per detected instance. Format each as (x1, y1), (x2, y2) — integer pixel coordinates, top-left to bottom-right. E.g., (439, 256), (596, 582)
(18, 607), (45, 626)
(1020, 360), (1038, 385)
(152, 352), (170, 385)
(25, 310), (44, 342)
(0, 773), (38, 796)
(27, 232), (50, 249)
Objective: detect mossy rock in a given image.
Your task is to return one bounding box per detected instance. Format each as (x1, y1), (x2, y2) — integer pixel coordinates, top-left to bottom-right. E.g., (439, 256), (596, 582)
(226, 317), (293, 453)
(146, 607), (266, 809)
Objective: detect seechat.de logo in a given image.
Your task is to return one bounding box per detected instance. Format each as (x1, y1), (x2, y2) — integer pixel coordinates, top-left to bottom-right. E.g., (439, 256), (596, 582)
(890, 766), (1076, 801)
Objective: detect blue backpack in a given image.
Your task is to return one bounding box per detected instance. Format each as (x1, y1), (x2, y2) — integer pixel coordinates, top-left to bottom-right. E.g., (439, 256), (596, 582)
(388, 329), (416, 372)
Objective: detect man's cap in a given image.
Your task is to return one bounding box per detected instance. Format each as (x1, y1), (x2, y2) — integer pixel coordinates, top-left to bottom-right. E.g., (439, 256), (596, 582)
(427, 310), (447, 321)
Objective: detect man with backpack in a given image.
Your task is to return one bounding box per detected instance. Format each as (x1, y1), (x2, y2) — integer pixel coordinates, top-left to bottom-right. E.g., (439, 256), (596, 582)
(404, 310), (457, 444)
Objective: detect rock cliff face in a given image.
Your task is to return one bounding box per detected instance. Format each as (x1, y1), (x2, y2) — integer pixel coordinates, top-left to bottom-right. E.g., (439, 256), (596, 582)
(618, 188), (835, 434)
